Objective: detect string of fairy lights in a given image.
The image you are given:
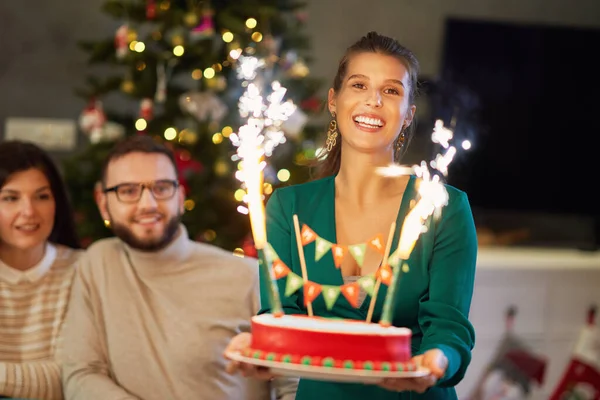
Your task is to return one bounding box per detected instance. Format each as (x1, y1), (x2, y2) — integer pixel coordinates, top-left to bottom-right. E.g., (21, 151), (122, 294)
(119, 14), (294, 211)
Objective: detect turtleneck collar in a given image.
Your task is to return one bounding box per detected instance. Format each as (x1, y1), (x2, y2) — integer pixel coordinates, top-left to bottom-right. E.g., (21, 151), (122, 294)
(122, 224), (193, 270)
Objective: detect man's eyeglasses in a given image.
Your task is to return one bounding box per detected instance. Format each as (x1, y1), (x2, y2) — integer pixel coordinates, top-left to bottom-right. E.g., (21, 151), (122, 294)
(103, 180), (179, 203)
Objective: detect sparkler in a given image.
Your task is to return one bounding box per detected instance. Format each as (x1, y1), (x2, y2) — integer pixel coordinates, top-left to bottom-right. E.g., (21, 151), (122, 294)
(379, 120), (459, 326)
(229, 55), (296, 317)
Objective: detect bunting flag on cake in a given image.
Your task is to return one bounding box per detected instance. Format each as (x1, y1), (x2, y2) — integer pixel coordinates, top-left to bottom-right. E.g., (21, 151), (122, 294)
(272, 259), (290, 279)
(357, 275), (376, 296)
(303, 281), (323, 305)
(388, 249), (401, 269)
(315, 237), (333, 262)
(331, 245), (345, 268)
(322, 285), (341, 310)
(300, 224), (317, 245)
(293, 222), (402, 271)
(348, 243), (367, 267)
(368, 234), (385, 254)
(341, 282), (360, 308)
(376, 264), (393, 286)
(267, 219), (409, 312)
(285, 272), (304, 297)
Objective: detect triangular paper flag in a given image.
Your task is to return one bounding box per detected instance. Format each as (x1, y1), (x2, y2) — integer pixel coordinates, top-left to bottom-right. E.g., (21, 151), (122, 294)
(264, 242), (279, 263)
(331, 245), (346, 269)
(358, 275), (376, 296)
(388, 249), (401, 268)
(315, 237), (333, 262)
(368, 234), (385, 254)
(303, 281), (323, 305)
(376, 264), (393, 286)
(341, 282), (360, 308)
(272, 259), (291, 279)
(321, 285), (341, 310)
(300, 224), (317, 245)
(285, 272), (304, 297)
(348, 243), (367, 267)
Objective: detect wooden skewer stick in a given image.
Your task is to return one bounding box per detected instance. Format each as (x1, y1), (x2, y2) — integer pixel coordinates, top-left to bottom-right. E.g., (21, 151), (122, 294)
(366, 221), (397, 323)
(292, 214), (313, 317)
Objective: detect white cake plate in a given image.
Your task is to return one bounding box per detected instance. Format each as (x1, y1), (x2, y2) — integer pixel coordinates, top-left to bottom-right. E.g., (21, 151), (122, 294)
(226, 351), (430, 384)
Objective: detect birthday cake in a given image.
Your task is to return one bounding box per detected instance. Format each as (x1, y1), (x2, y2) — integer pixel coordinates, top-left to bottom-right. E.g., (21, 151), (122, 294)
(244, 314), (417, 372)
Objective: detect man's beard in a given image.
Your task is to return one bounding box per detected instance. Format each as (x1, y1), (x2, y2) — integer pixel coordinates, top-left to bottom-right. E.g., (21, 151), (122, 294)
(111, 214), (181, 252)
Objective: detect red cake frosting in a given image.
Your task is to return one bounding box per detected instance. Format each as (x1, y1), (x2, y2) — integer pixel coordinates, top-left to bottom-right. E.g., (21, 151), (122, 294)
(247, 314), (417, 371)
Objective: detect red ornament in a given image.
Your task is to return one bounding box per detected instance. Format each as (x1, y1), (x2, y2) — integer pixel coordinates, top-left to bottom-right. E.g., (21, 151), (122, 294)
(242, 234), (258, 258)
(78, 98), (106, 142)
(114, 24), (129, 59)
(174, 149), (203, 194)
(300, 96), (322, 113)
(146, 0), (156, 19)
(139, 98), (154, 121)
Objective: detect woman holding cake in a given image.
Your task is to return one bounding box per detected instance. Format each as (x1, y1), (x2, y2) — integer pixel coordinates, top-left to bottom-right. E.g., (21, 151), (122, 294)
(0, 141), (82, 399)
(226, 31), (477, 398)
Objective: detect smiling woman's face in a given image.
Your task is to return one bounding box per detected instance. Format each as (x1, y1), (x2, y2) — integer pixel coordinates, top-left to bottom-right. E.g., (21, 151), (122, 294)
(0, 168), (55, 253)
(328, 51), (415, 156)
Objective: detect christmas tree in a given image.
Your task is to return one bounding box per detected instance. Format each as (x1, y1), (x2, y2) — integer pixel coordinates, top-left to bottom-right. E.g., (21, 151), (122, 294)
(63, 0), (324, 252)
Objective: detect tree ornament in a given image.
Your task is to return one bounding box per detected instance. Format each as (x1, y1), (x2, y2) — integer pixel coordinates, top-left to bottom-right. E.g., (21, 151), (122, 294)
(139, 98), (154, 121)
(114, 24), (129, 60)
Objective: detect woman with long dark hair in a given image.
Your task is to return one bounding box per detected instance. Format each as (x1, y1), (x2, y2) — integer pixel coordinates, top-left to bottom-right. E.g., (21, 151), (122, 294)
(0, 140), (81, 399)
(226, 32), (477, 399)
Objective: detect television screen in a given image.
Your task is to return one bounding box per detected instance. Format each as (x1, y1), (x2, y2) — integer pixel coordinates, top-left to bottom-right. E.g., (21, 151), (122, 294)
(438, 18), (600, 221)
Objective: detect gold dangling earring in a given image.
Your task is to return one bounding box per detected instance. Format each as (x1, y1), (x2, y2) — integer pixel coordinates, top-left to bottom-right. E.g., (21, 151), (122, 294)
(396, 129), (406, 150)
(326, 113), (338, 152)
(394, 129), (407, 160)
(103, 219), (111, 228)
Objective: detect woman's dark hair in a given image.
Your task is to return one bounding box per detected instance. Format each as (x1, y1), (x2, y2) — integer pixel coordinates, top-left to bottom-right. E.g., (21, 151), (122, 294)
(314, 31), (420, 179)
(0, 141), (81, 249)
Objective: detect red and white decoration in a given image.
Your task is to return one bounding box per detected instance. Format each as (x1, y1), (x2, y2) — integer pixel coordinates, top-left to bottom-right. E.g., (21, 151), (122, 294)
(139, 98), (154, 121)
(79, 99), (106, 142)
(114, 24), (129, 60)
(550, 306), (600, 400)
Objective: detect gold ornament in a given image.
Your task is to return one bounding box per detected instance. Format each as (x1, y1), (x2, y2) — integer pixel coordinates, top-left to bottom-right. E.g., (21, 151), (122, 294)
(214, 160), (229, 176)
(120, 80), (134, 94)
(171, 35), (184, 46)
(184, 12), (198, 27)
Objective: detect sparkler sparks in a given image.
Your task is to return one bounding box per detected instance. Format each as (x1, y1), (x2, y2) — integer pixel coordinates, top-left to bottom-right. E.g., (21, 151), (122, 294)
(379, 119), (466, 326)
(228, 54), (297, 317)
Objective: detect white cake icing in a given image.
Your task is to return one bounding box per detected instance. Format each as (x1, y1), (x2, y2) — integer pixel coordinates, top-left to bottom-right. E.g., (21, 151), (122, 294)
(254, 314), (411, 336)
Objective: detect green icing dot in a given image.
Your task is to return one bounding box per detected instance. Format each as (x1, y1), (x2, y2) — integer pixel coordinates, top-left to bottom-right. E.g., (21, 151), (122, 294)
(343, 360), (354, 369)
(252, 350), (262, 359)
(396, 363), (404, 372)
(323, 357), (335, 368)
(363, 361), (374, 370)
(381, 362), (391, 371)
(266, 353), (276, 361)
(282, 355), (292, 363)
(301, 356), (312, 365)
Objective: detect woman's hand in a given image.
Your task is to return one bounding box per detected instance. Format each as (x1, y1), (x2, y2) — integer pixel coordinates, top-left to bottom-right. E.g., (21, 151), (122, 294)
(224, 332), (275, 380)
(378, 349), (448, 393)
